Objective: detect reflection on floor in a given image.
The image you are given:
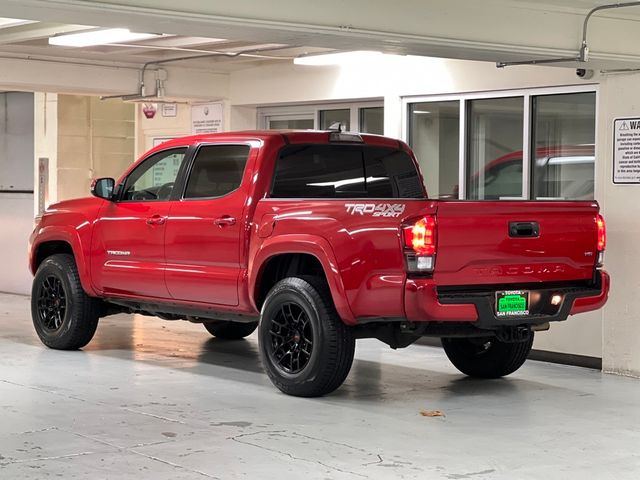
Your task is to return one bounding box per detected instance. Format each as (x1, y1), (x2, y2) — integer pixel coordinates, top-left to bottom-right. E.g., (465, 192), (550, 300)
(1, 293), (639, 479)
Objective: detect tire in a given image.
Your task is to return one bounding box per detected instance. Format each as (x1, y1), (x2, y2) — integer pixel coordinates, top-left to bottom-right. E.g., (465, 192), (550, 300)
(203, 320), (258, 340)
(258, 276), (355, 397)
(31, 254), (100, 350)
(441, 333), (534, 378)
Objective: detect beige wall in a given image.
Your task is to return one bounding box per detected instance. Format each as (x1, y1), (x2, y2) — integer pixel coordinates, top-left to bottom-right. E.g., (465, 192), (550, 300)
(136, 103), (192, 157)
(57, 95), (135, 200)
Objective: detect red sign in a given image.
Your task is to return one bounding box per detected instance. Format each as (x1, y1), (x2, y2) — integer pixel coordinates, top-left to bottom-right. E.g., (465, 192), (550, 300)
(143, 103), (157, 119)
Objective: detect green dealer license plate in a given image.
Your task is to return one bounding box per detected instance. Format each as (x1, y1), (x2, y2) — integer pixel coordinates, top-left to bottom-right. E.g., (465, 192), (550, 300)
(495, 290), (530, 317)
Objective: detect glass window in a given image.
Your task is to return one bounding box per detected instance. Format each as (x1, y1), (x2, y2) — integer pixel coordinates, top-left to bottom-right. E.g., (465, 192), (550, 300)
(184, 145), (250, 199)
(467, 97), (524, 200)
(408, 101), (460, 198)
(122, 148), (187, 201)
(360, 107), (384, 135)
(271, 145), (424, 199)
(532, 92), (595, 200)
(364, 147), (425, 198)
(268, 118), (314, 129)
(320, 109), (350, 130)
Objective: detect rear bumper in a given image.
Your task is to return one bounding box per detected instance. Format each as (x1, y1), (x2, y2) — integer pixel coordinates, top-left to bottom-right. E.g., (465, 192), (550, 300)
(404, 270), (609, 329)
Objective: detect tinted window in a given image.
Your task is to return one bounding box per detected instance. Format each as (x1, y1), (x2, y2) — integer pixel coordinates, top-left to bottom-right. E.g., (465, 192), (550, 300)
(271, 145), (424, 199)
(184, 145), (250, 199)
(122, 148), (187, 201)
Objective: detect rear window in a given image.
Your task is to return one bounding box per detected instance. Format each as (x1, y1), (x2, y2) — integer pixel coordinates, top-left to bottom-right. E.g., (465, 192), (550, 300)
(271, 145), (425, 199)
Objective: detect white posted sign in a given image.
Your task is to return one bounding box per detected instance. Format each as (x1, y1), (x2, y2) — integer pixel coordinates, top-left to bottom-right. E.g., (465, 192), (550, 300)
(614, 117), (640, 184)
(191, 103), (223, 134)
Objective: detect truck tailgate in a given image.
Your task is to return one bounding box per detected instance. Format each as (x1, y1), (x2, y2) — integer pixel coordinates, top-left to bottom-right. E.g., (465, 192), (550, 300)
(433, 201), (600, 286)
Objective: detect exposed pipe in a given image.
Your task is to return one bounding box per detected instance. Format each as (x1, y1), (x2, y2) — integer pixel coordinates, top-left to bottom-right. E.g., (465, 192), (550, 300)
(139, 44), (294, 93)
(101, 45), (295, 101)
(497, 1), (640, 68)
(600, 67), (640, 74)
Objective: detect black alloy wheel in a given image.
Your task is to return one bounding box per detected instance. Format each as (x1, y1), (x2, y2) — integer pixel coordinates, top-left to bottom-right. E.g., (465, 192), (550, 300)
(258, 276), (355, 397)
(441, 333), (534, 378)
(31, 254), (100, 350)
(267, 302), (314, 374)
(36, 275), (68, 332)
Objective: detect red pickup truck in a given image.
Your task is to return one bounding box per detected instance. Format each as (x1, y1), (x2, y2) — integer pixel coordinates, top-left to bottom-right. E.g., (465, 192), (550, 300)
(28, 130), (609, 397)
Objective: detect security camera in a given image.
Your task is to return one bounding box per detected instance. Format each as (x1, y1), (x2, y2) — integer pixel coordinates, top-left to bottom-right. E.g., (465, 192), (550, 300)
(576, 68), (594, 80)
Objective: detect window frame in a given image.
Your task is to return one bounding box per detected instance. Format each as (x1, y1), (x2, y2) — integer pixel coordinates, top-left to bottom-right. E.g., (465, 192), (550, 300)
(117, 147), (190, 203)
(258, 100), (384, 133)
(401, 84), (598, 200)
(178, 142), (255, 201)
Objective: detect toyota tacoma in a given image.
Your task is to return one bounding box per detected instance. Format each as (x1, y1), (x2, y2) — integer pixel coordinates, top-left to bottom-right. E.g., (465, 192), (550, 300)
(29, 130), (610, 397)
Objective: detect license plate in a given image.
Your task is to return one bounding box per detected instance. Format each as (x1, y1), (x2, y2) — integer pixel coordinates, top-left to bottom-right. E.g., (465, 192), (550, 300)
(495, 290), (530, 317)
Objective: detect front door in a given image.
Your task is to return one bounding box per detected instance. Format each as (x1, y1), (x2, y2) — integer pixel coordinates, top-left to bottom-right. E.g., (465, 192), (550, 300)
(164, 144), (252, 306)
(90, 148), (188, 298)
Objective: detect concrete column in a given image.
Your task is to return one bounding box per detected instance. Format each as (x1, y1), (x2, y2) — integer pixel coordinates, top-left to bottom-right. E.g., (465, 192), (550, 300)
(598, 73), (640, 377)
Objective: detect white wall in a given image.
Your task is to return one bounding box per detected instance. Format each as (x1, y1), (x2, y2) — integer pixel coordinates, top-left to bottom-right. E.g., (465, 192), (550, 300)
(0, 93), (35, 295)
(0, 193), (33, 294)
(598, 73), (640, 377)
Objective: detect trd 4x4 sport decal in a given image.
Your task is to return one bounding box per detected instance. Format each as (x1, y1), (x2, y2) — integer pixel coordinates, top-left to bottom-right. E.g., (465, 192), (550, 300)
(345, 203), (406, 218)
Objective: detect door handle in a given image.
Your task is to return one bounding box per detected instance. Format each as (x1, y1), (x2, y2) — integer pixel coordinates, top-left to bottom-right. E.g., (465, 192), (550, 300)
(214, 216), (236, 227)
(146, 215), (166, 226)
(509, 221), (539, 238)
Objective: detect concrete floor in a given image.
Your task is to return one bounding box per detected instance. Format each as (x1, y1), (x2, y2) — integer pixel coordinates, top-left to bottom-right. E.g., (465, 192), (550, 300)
(1, 293), (639, 479)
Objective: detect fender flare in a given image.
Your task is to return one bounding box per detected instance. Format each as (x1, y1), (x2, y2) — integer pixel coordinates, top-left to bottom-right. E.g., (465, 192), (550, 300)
(31, 226), (97, 297)
(249, 234), (356, 325)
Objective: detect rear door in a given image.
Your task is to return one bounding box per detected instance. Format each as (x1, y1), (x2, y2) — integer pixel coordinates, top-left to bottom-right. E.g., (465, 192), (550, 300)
(91, 148), (188, 297)
(432, 200), (600, 286)
(164, 143), (253, 305)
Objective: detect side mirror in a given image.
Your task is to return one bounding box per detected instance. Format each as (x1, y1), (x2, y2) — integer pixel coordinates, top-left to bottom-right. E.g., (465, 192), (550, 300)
(90, 177), (115, 200)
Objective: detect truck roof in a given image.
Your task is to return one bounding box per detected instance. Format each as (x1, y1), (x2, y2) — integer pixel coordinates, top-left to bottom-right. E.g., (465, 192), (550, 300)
(152, 130), (405, 153)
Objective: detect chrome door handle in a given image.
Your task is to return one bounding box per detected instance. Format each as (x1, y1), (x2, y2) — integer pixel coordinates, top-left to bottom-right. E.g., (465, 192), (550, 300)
(214, 216), (236, 227)
(146, 215), (166, 226)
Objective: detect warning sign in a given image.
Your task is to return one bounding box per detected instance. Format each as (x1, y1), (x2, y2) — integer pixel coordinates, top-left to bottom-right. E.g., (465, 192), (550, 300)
(614, 117), (640, 184)
(191, 103), (223, 135)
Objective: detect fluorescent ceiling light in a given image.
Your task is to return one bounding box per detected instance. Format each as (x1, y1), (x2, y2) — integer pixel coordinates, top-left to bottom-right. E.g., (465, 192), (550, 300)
(0, 18), (37, 29)
(49, 28), (159, 47)
(294, 50), (383, 66)
(412, 110), (432, 114)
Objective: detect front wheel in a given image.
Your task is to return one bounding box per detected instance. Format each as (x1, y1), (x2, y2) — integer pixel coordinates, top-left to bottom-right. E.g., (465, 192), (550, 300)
(258, 277), (355, 397)
(31, 254), (100, 350)
(441, 334), (534, 378)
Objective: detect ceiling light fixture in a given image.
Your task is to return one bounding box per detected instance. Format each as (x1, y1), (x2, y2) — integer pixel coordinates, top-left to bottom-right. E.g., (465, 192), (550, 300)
(0, 18), (37, 29)
(49, 28), (159, 47)
(294, 50), (383, 66)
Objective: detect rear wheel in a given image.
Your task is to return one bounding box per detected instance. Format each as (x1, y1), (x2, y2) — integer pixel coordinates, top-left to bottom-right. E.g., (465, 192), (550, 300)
(203, 321), (258, 340)
(31, 254), (100, 350)
(258, 276), (355, 397)
(441, 334), (534, 378)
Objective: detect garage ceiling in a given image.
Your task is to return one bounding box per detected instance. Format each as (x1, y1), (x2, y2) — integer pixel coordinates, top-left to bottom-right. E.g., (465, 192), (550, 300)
(0, 20), (329, 72)
(1, 0), (640, 71)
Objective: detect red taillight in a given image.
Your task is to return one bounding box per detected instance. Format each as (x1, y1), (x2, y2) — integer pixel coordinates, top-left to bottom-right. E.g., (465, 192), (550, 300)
(596, 214), (606, 252)
(403, 216), (436, 255)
